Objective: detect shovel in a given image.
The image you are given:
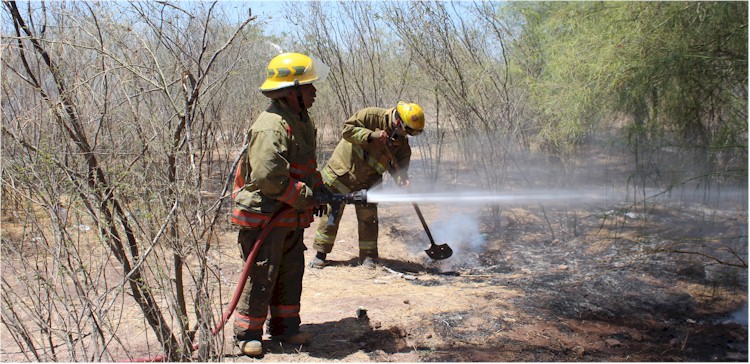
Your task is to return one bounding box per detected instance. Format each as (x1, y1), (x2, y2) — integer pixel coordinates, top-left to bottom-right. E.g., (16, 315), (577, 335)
(382, 146), (452, 260)
(412, 203), (453, 260)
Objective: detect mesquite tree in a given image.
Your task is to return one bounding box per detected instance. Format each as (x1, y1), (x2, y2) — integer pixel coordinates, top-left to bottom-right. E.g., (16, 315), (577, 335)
(381, 0), (525, 227)
(504, 1), (748, 200)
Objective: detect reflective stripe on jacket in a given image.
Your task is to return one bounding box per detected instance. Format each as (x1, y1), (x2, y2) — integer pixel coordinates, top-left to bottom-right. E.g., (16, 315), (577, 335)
(231, 100), (322, 228)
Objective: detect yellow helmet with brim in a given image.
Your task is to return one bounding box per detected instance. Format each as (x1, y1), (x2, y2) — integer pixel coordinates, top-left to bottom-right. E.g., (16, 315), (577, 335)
(396, 101), (425, 135)
(259, 53), (330, 91)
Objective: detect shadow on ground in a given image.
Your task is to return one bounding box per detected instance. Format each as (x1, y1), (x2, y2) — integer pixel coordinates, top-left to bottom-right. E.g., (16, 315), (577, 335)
(262, 316), (409, 360)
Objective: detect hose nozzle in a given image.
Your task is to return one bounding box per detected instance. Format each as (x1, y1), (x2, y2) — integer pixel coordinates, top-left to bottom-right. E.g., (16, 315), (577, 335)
(341, 189), (368, 205)
(316, 189), (369, 226)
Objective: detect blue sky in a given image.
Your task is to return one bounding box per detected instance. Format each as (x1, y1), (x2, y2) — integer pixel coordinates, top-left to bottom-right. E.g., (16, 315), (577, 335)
(220, 0), (315, 36)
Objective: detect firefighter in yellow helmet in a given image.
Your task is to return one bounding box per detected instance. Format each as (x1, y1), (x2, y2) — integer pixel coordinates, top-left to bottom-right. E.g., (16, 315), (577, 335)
(310, 101), (425, 269)
(231, 52), (329, 357)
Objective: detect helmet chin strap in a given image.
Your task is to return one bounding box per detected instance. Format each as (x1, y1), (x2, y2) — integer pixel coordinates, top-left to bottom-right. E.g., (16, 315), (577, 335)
(388, 109), (405, 145)
(397, 109), (409, 133)
(391, 109), (404, 129)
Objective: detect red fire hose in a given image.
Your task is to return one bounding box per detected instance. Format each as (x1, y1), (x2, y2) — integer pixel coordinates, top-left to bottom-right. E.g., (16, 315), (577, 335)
(127, 207), (295, 362)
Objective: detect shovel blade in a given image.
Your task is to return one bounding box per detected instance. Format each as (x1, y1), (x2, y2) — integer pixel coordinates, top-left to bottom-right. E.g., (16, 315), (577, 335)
(425, 243), (453, 260)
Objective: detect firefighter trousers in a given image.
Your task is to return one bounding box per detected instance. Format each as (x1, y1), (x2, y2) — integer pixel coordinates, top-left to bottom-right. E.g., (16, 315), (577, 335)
(313, 202), (379, 259)
(233, 226), (306, 341)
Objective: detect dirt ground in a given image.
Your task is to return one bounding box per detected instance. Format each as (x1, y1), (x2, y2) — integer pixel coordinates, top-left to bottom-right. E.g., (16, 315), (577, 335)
(208, 195), (748, 362)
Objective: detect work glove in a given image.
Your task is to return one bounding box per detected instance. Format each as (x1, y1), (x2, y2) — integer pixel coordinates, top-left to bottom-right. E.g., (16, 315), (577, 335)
(313, 205), (327, 217)
(291, 184), (315, 210)
(312, 185), (333, 217)
(368, 129), (388, 144)
(394, 174), (410, 189)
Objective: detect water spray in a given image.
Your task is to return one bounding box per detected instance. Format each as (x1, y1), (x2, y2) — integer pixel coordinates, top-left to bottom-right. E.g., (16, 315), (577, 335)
(365, 189), (605, 205)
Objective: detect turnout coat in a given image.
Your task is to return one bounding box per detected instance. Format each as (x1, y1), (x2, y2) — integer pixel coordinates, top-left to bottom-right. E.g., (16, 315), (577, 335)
(321, 107), (411, 192)
(231, 100), (322, 229)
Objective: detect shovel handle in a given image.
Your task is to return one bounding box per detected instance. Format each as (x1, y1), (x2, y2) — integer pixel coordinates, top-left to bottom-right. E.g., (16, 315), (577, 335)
(382, 147), (437, 246)
(412, 203), (437, 246)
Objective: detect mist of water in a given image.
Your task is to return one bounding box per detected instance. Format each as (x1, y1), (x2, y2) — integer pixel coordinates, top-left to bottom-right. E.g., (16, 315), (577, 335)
(367, 188), (609, 206)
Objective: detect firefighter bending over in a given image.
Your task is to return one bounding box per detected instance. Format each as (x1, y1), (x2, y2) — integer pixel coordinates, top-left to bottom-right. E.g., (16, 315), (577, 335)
(230, 53), (329, 357)
(310, 102), (425, 269)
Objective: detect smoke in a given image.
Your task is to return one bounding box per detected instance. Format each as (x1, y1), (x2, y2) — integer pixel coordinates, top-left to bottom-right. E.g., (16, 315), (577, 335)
(730, 302), (748, 325)
(429, 210), (486, 271)
(370, 182), (487, 270)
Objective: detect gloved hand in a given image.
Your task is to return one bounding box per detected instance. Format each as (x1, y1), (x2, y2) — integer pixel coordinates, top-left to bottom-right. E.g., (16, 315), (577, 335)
(368, 129), (388, 144)
(292, 184), (316, 210)
(313, 205), (328, 217)
(313, 185), (333, 217)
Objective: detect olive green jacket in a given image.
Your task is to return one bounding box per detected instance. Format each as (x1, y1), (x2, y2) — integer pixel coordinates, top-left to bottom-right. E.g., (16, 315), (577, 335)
(231, 100), (322, 228)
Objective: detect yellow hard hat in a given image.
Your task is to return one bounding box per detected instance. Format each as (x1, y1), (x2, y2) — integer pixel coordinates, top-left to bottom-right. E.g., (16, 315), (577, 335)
(259, 53), (330, 92)
(396, 101), (425, 135)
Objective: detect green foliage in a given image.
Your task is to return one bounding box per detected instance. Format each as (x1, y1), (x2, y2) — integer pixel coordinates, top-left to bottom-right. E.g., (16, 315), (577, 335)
(507, 1), (748, 166)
